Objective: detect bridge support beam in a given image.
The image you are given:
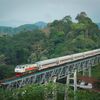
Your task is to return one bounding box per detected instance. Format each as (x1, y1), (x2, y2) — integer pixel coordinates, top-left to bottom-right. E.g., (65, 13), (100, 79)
(52, 76), (57, 100)
(1, 54), (99, 90)
(65, 70), (77, 100)
(64, 75), (69, 100)
(74, 70), (77, 92)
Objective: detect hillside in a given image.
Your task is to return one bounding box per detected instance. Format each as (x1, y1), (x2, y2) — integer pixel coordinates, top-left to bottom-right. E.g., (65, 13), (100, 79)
(0, 12), (100, 100)
(0, 12), (100, 80)
(0, 21), (47, 35)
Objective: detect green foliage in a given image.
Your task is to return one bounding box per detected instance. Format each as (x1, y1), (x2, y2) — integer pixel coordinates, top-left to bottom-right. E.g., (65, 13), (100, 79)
(0, 63), (100, 99)
(0, 81), (100, 100)
(70, 35), (96, 50)
(92, 64), (100, 79)
(76, 90), (100, 100)
(0, 11), (100, 100)
(0, 12), (100, 80)
(0, 64), (14, 79)
(0, 22), (47, 35)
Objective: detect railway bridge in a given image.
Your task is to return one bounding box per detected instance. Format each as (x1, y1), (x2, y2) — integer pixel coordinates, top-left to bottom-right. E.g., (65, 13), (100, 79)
(1, 49), (100, 90)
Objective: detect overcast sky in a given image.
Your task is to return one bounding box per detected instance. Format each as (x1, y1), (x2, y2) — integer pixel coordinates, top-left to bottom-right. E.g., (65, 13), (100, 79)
(0, 0), (100, 27)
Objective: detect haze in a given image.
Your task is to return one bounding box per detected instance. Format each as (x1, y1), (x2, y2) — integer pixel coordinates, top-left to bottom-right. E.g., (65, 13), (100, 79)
(0, 0), (100, 27)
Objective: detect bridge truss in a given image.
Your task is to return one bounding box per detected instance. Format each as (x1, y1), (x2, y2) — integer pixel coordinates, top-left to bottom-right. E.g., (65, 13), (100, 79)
(1, 55), (100, 90)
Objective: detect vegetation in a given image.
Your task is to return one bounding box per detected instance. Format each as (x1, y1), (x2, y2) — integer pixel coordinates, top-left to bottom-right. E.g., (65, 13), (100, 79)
(0, 69), (100, 100)
(0, 12), (100, 99)
(0, 64), (100, 100)
(0, 12), (100, 79)
(92, 65), (100, 79)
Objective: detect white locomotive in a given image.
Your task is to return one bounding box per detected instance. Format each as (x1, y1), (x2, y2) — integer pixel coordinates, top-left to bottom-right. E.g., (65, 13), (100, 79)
(15, 49), (100, 77)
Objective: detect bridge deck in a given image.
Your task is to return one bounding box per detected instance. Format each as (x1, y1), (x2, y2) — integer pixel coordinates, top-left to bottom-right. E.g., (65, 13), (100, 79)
(0, 53), (100, 89)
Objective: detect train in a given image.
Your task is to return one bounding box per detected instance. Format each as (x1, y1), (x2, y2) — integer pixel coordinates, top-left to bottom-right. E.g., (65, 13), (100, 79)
(15, 49), (100, 77)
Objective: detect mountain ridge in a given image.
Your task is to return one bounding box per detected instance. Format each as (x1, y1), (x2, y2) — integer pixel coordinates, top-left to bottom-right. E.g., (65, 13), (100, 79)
(0, 21), (47, 35)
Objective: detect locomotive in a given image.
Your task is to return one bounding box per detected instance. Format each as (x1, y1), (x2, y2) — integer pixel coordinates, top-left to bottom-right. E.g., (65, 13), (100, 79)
(15, 49), (100, 77)
(15, 64), (38, 77)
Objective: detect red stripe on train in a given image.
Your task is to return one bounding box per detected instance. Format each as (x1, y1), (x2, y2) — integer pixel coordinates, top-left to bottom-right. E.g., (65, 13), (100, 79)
(25, 67), (37, 71)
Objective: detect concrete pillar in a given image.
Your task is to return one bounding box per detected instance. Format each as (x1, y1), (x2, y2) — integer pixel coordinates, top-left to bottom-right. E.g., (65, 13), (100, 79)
(52, 76), (57, 100)
(53, 76), (57, 83)
(64, 76), (69, 100)
(74, 70), (77, 100)
(74, 70), (77, 92)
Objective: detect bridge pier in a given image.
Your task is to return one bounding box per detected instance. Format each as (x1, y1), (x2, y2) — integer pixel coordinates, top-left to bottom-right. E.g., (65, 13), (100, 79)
(65, 70), (77, 100)
(64, 75), (69, 100)
(52, 76), (57, 100)
(74, 70), (77, 92)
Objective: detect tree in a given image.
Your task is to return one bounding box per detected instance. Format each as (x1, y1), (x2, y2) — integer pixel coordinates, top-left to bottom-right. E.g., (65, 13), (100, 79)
(75, 12), (87, 23)
(75, 12), (100, 38)
(0, 54), (6, 64)
(62, 15), (72, 24)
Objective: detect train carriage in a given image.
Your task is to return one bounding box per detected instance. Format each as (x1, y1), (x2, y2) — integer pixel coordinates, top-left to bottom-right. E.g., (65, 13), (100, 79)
(14, 49), (100, 77)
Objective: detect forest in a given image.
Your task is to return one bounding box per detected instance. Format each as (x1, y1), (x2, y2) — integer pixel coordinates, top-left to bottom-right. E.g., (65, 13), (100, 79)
(0, 12), (100, 100)
(0, 12), (100, 79)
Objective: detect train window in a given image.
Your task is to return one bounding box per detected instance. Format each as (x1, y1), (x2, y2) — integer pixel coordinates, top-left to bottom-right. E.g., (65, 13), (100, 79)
(18, 66), (21, 69)
(16, 66), (19, 68)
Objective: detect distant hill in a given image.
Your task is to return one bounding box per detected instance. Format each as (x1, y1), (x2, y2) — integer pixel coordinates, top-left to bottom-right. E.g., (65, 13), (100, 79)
(34, 21), (47, 29)
(0, 21), (47, 35)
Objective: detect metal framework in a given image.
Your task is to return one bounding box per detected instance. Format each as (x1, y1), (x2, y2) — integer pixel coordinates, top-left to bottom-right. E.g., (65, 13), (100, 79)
(1, 55), (100, 90)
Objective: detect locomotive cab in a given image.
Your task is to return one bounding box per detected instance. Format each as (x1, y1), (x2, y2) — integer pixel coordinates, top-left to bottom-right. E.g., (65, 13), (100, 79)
(15, 64), (38, 77)
(15, 65), (25, 73)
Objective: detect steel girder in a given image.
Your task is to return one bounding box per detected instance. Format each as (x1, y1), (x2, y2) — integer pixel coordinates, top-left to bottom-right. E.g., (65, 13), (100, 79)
(1, 55), (100, 90)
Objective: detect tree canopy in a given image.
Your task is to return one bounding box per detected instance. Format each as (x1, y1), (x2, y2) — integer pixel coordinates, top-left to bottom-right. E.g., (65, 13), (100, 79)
(0, 12), (100, 79)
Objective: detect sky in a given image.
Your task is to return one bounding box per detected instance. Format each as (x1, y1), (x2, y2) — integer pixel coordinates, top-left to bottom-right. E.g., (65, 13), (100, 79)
(0, 0), (100, 27)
